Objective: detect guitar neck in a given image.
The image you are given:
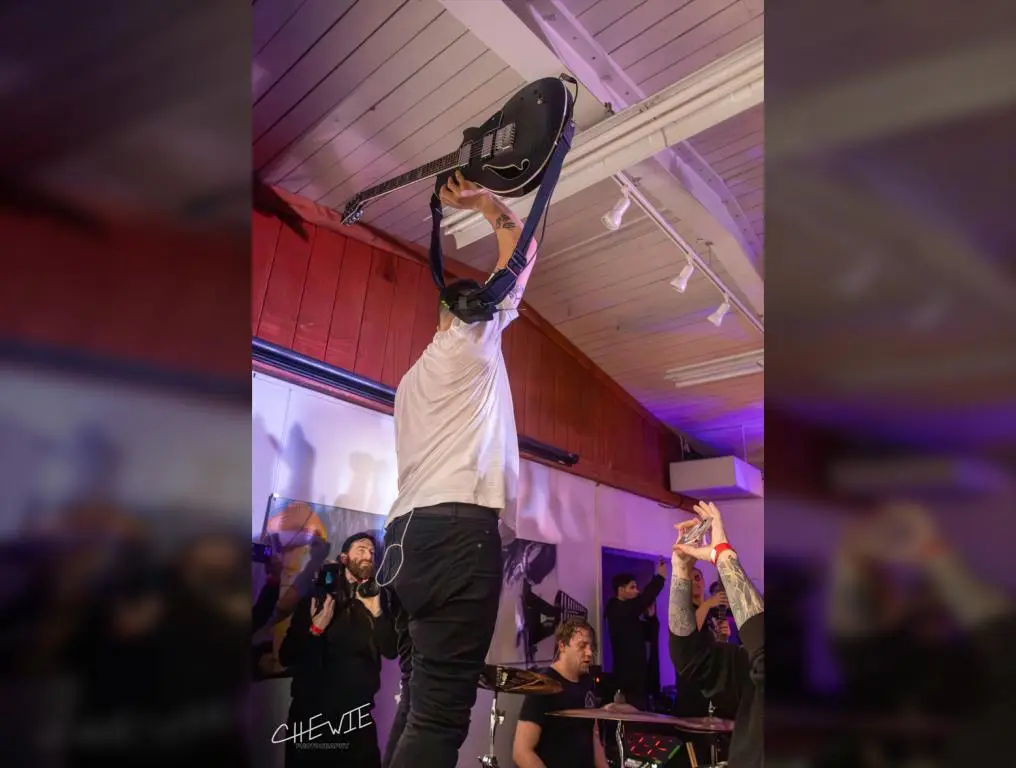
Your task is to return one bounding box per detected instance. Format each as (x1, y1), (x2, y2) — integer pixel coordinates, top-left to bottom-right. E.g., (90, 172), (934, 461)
(356, 148), (464, 205)
(343, 120), (516, 220)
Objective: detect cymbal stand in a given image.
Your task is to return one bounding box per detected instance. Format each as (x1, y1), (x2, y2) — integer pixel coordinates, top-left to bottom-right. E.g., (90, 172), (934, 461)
(614, 720), (625, 768)
(478, 691), (505, 768)
(706, 701), (721, 768)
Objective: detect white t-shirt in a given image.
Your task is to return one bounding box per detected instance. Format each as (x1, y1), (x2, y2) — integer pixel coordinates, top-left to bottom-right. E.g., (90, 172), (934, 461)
(388, 254), (534, 537)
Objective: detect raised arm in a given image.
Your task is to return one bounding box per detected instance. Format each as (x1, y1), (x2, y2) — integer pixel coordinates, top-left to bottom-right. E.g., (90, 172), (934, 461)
(439, 171), (538, 311)
(669, 565), (699, 638)
(715, 552), (763, 631)
(672, 503), (763, 631)
(632, 571), (667, 615)
(668, 554), (746, 697)
(669, 502), (762, 693)
(482, 193), (523, 272)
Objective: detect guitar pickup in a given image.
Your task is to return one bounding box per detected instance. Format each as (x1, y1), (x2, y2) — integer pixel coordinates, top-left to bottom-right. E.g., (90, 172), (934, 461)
(493, 124), (515, 153)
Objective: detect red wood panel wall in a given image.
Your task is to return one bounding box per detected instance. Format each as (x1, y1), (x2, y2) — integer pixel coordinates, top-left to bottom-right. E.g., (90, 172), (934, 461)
(253, 211), (689, 506)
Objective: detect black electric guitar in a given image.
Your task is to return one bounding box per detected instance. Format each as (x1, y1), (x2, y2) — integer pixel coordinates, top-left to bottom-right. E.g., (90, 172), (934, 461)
(340, 77), (573, 225)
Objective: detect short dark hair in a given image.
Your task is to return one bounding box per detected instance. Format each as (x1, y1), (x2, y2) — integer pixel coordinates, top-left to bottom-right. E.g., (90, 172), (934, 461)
(709, 580), (723, 595)
(341, 532), (376, 554)
(438, 278), (481, 318)
(553, 617), (596, 659)
(612, 573), (636, 593)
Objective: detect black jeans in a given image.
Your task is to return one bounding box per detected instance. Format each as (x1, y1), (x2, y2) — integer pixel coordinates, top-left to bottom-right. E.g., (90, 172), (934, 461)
(381, 503), (502, 768)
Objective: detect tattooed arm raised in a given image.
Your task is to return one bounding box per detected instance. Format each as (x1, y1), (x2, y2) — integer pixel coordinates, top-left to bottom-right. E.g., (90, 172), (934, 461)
(668, 502), (764, 768)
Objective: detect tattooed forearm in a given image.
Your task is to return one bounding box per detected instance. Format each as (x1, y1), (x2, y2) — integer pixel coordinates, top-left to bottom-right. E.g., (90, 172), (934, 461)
(668, 577), (697, 637)
(716, 555), (763, 629)
(494, 213), (517, 230)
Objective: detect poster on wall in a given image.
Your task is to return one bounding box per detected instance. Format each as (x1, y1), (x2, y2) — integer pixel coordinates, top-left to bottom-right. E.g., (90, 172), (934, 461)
(495, 538), (589, 669)
(251, 495), (384, 680)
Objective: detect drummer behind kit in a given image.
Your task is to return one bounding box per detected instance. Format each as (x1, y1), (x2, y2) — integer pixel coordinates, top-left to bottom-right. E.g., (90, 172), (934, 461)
(476, 665), (563, 768)
(474, 665), (734, 768)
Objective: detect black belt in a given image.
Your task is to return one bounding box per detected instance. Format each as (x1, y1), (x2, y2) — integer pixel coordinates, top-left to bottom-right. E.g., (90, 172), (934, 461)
(410, 502), (498, 521)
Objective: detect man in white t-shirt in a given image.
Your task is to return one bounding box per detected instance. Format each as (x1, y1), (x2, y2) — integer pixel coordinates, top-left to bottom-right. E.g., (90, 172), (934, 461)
(381, 171), (537, 768)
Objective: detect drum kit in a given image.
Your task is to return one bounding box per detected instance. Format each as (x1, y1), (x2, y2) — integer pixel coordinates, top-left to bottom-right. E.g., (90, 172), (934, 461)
(476, 665), (733, 768)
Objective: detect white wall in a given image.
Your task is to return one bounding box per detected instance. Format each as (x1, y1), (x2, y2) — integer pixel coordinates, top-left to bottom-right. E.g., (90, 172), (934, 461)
(252, 373), (764, 768)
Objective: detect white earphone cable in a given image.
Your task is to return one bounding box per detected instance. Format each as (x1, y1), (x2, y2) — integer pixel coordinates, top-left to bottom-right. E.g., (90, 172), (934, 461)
(375, 508), (413, 588)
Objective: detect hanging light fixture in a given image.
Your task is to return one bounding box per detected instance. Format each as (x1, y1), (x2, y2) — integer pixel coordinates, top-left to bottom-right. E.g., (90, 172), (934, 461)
(601, 190), (631, 231)
(707, 296), (731, 327)
(670, 258), (695, 293)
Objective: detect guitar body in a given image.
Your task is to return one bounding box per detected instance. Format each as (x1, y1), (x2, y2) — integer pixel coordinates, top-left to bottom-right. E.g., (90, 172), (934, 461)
(341, 77), (573, 224)
(433, 77), (572, 198)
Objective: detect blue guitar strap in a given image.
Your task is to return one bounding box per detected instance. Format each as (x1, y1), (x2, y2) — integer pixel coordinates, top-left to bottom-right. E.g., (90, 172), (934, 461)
(429, 90), (575, 322)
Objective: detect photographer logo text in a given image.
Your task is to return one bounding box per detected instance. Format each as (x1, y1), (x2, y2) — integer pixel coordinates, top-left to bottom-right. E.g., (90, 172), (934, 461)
(271, 705), (372, 746)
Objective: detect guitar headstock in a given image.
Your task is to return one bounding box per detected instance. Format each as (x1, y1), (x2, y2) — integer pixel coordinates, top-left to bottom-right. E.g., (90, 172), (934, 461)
(341, 196), (364, 226)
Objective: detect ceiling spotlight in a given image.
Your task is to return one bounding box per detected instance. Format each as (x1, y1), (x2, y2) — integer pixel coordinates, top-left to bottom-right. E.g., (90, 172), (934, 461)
(707, 297), (731, 327)
(601, 191), (631, 231)
(670, 259), (695, 293)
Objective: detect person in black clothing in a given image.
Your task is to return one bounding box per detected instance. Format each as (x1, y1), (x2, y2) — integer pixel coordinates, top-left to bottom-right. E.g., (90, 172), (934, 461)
(278, 533), (397, 768)
(642, 601), (661, 708)
(605, 560), (666, 709)
(669, 501), (763, 768)
(513, 617), (609, 768)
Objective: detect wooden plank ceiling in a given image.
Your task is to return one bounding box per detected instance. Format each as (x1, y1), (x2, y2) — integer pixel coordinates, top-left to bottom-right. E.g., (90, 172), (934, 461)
(687, 103), (765, 262)
(253, 0), (765, 467)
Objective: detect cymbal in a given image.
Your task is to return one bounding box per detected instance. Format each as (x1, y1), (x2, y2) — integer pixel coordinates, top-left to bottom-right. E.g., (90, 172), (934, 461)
(667, 716), (735, 733)
(550, 708), (686, 725)
(478, 665), (563, 694)
(550, 708), (735, 732)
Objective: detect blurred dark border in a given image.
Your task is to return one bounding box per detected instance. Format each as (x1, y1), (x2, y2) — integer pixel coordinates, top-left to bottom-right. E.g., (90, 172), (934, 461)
(0, 4), (253, 768)
(766, 1), (1016, 765)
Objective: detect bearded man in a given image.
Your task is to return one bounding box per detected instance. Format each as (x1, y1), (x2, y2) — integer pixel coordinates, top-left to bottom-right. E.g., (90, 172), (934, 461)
(279, 533), (397, 768)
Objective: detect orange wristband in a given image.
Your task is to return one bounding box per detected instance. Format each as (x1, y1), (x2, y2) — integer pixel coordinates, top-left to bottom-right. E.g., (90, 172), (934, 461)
(309, 625), (324, 636)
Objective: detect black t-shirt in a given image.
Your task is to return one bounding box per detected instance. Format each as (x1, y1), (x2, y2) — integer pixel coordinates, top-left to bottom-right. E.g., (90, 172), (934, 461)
(517, 668), (599, 768)
(669, 613), (764, 768)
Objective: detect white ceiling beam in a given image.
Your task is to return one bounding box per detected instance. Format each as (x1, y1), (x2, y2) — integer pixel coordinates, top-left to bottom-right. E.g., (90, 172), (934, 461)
(769, 36), (1016, 158)
(439, 38), (763, 248)
(525, 0), (765, 297)
(435, 0), (607, 131)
